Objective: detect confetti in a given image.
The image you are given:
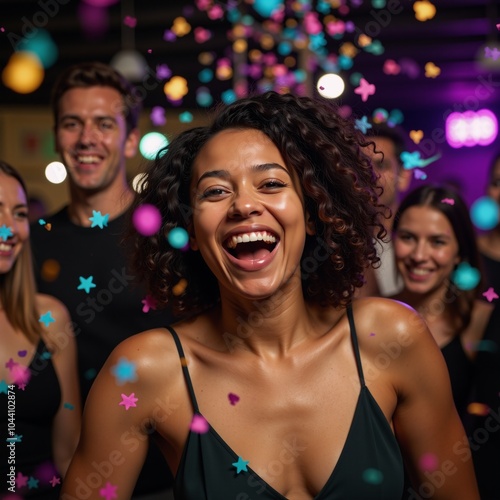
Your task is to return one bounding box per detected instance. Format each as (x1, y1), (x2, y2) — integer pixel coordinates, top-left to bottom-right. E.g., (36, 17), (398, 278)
(190, 414), (209, 433)
(440, 198), (454, 205)
(409, 130), (424, 144)
(470, 196), (499, 231)
(482, 287), (499, 302)
(228, 393), (240, 405)
(354, 78), (375, 102)
(111, 357), (138, 385)
(89, 210), (109, 229)
(424, 62), (440, 78)
(0, 224), (13, 241)
(232, 456), (249, 474)
(419, 452), (438, 472)
(141, 295), (158, 313)
(99, 481), (118, 500)
(167, 227), (189, 249)
(132, 204), (162, 236)
(39, 311), (55, 327)
(467, 402), (490, 416)
(119, 392), (138, 410)
(451, 262), (480, 291)
(77, 276), (97, 294)
(362, 467), (383, 484)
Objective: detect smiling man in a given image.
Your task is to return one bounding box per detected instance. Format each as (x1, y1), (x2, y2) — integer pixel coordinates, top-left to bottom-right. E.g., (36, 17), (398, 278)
(30, 61), (174, 500)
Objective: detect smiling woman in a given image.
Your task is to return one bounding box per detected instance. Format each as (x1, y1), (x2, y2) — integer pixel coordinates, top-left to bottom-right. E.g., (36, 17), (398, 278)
(61, 91), (479, 500)
(0, 160), (80, 498)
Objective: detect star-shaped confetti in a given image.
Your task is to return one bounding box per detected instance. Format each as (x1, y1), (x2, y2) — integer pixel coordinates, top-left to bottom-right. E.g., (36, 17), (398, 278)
(77, 276), (96, 293)
(141, 294), (158, 313)
(111, 357), (138, 385)
(99, 481), (118, 500)
(482, 287), (499, 302)
(89, 210), (109, 229)
(28, 476), (39, 489)
(354, 78), (375, 102)
(16, 472), (29, 488)
(232, 456), (249, 474)
(39, 311), (55, 327)
(0, 380), (8, 394)
(50, 476), (61, 487)
(5, 358), (18, 370)
(0, 224), (13, 241)
(119, 392), (138, 410)
(354, 116), (372, 133)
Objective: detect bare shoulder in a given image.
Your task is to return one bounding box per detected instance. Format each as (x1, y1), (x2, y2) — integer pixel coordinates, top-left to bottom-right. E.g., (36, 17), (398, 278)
(350, 296), (431, 350)
(35, 293), (70, 323)
(103, 326), (184, 385)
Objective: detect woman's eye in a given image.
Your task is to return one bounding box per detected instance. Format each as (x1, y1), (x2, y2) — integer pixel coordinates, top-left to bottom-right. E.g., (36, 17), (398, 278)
(262, 180), (287, 189)
(201, 188), (227, 198)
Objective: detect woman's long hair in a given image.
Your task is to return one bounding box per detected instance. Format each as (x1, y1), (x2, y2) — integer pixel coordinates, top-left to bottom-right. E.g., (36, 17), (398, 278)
(0, 161), (42, 343)
(393, 184), (483, 334)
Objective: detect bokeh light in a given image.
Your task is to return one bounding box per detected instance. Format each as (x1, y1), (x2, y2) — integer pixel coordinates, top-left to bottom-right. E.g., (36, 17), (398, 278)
(139, 132), (169, 160)
(44, 161), (67, 184)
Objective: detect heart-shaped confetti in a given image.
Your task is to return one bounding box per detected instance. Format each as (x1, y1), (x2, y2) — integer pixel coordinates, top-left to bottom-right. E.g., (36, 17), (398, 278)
(228, 393), (240, 405)
(409, 130), (424, 144)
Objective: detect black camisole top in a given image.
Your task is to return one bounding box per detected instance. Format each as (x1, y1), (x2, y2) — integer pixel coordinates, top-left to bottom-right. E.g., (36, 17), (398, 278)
(167, 306), (404, 499)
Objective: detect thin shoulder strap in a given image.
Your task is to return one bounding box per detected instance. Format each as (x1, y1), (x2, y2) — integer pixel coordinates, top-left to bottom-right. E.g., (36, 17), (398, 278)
(346, 304), (366, 388)
(166, 325), (200, 413)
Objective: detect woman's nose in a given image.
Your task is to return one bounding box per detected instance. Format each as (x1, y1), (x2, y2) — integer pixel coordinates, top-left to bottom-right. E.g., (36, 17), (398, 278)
(227, 189), (263, 219)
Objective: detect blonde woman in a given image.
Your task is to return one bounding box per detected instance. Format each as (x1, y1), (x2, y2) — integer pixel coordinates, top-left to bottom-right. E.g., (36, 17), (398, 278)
(0, 161), (80, 498)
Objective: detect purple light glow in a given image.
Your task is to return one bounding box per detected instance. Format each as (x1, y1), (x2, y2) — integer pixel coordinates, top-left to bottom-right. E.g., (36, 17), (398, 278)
(446, 109), (498, 148)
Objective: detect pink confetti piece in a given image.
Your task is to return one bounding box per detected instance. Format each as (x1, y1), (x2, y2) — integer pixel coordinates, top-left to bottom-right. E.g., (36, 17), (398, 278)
(228, 393), (240, 405)
(440, 198), (455, 205)
(123, 16), (137, 28)
(482, 287), (499, 302)
(419, 452), (438, 472)
(354, 78), (376, 102)
(119, 393), (138, 410)
(190, 414), (209, 433)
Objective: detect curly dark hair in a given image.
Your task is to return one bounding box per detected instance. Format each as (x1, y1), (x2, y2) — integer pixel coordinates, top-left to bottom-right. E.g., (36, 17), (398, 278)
(51, 61), (141, 134)
(128, 91), (385, 317)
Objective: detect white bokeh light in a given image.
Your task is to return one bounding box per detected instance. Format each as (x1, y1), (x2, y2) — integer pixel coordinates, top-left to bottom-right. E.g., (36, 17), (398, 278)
(316, 73), (345, 99)
(45, 161), (67, 184)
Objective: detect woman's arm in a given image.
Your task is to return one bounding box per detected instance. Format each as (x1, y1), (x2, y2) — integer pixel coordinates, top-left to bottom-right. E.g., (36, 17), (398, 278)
(60, 331), (166, 499)
(37, 295), (81, 478)
(390, 303), (479, 499)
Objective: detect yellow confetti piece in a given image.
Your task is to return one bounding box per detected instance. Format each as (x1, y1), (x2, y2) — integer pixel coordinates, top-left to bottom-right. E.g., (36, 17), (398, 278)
(467, 402), (490, 416)
(414, 1), (437, 22)
(424, 62), (441, 78)
(409, 130), (424, 144)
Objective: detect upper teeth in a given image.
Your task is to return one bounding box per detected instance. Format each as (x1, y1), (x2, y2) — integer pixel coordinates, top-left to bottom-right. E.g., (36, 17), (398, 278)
(0, 243), (11, 251)
(227, 231), (277, 249)
(77, 155), (100, 163)
(411, 268), (430, 275)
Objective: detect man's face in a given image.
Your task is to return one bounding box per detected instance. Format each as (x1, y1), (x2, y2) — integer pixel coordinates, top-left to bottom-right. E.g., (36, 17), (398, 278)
(366, 136), (410, 213)
(54, 86), (138, 193)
